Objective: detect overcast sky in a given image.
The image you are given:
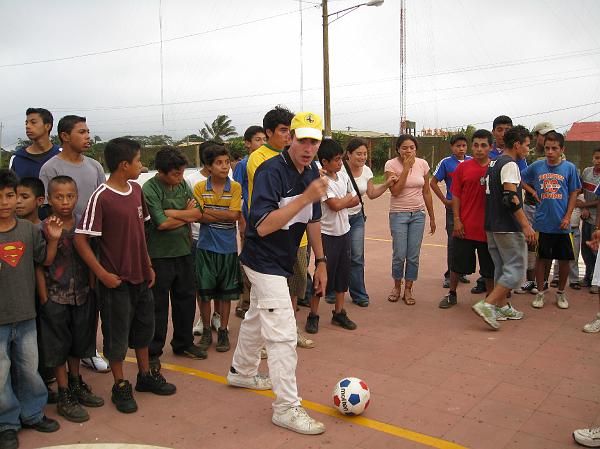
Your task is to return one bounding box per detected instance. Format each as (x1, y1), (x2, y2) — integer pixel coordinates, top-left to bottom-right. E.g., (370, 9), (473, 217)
(1, 0), (600, 149)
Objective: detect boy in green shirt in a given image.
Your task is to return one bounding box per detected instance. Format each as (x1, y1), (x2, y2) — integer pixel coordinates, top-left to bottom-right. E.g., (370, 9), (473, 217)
(143, 147), (205, 370)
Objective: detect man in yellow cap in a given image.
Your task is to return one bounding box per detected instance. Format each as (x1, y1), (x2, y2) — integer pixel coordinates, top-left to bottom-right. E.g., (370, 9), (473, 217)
(227, 112), (328, 435)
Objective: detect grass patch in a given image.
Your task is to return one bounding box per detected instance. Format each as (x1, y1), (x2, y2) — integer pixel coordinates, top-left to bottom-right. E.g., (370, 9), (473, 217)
(372, 172), (385, 184)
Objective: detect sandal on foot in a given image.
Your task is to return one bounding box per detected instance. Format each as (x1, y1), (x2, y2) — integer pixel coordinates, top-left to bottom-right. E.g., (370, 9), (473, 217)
(402, 287), (415, 305)
(387, 288), (401, 302)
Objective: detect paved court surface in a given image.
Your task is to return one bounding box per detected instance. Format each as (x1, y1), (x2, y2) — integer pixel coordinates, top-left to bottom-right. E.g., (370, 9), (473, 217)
(21, 192), (600, 449)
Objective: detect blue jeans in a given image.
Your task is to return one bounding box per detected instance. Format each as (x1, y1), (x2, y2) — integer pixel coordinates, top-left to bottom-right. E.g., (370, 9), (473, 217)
(389, 211), (426, 281)
(348, 213), (369, 304)
(0, 319), (48, 432)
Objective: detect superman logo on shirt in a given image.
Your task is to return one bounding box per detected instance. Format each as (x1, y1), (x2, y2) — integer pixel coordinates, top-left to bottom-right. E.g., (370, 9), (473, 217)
(0, 241), (25, 267)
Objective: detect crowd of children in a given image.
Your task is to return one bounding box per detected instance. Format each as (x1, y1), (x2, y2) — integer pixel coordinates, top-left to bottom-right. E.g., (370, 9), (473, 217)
(2, 106), (600, 448)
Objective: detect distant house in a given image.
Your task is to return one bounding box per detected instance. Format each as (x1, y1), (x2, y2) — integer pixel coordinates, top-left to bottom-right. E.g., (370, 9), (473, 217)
(565, 122), (600, 170)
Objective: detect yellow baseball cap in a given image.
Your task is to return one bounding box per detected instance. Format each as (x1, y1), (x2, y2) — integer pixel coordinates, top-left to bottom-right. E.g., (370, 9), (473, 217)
(290, 112), (323, 141)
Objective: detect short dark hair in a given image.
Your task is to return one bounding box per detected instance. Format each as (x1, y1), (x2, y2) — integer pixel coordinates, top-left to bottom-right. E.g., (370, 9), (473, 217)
(198, 141), (222, 166)
(317, 138), (343, 164)
(543, 131), (565, 148)
(449, 134), (468, 146)
(593, 147), (600, 155)
(204, 145), (230, 167)
(244, 126), (265, 142)
(472, 129), (493, 145)
(396, 134), (419, 151)
(0, 169), (19, 192)
(104, 137), (141, 172)
(26, 108), (54, 134)
(263, 106), (294, 134)
(346, 137), (368, 153)
(504, 125), (531, 150)
(18, 177), (45, 198)
(48, 175), (77, 196)
(492, 115), (513, 129)
(57, 115), (86, 143)
(155, 147), (188, 173)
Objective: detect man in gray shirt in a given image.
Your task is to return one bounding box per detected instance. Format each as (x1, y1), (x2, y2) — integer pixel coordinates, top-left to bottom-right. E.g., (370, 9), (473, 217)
(39, 115), (105, 221)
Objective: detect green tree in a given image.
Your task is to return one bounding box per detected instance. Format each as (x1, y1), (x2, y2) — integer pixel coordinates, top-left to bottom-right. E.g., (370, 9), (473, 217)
(146, 135), (174, 146)
(200, 115), (237, 143)
(16, 138), (32, 148)
(227, 137), (246, 160)
(371, 139), (390, 172)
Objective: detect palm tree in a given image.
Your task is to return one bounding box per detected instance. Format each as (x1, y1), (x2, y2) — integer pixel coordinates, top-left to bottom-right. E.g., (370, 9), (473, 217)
(199, 115), (237, 143)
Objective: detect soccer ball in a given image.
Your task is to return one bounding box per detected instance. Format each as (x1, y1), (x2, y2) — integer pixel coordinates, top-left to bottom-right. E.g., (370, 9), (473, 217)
(332, 377), (370, 416)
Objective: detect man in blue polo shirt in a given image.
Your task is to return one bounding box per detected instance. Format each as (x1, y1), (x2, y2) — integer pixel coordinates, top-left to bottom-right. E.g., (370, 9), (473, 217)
(522, 131), (580, 310)
(431, 134), (471, 288)
(227, 112), (328, 435)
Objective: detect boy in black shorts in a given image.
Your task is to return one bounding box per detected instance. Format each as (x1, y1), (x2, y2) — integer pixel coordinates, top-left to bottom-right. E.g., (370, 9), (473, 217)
(522, 132), (581, 309)
(39, 176), (104, 423)
(440, 130), (495, 309)
(74, 138), (176, 414)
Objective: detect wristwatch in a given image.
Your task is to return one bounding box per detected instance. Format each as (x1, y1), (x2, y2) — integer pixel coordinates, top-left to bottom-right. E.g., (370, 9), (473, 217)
(315, 257), (327, 266)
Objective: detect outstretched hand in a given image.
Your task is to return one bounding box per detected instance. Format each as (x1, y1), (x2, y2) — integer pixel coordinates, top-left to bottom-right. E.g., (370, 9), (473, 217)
(45, 216), (63, 240)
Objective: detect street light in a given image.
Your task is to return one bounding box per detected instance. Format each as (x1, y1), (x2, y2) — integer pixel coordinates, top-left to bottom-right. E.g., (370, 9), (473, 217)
(322, 0), (384, 136)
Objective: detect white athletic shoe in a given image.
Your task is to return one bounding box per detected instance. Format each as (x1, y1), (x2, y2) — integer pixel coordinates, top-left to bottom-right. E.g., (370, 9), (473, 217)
(211, 312), (221, 332)
(583, 313), (600, 333)
(272, 406), (326, 435)
(81, 350), (110, 373)
(296, 327), (315, 349)
(556, 292), (569, 309)
(532, 292), (545, 309)
(514, 280), (536, 294)
(573, 426), (600, 447)
(495, 303), (524, 321)
(193, 318), (203, 336)
(227, 369), (272, 390)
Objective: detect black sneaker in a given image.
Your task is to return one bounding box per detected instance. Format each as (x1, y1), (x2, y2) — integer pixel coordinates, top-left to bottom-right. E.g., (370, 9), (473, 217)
(135, 371), (176, 396)
(174, 344), (207, 360)
(0, 430), (18, 449)
(57, 387), (89, 423)
(442, 278), (450, 288)
(216, 329), (230, 352)
(439, 291), (457, 309)
(198, 327), (212, 350)
(21, 415), (59, 433)
(47, 385), (58, 404)
(305, 313), (319, 334)
(458, 275), (470, 284)
(149, 356), (162, 372)
(111, 380), (138, 414)
(235, 306), (247, 319)
(331, 309), (357, 330)
(471, 281), (487, 294)
(69, 374), (105, 407)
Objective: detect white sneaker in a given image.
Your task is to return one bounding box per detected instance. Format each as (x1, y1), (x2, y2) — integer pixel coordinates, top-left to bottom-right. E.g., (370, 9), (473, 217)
(532, 292), (545, 309)
(573, 426), (600, 447)
(272, 406), (326, 435)
(591, 285), (599, 294)
(211, 312), (221, 332)
(193, 318), (203, 336)
(556, 291), (569, 309)
(514, 280), (536, 294)
(81, 350), (110, 373)
(227, 369), (272, 390)
(583, 313), (600, 333)
(495, 303), (524, 321)
(297, 327), (315, 349)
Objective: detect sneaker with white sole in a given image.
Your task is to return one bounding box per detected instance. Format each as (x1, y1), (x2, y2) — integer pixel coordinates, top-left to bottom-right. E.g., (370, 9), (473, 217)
(531, 292), (545, 309)
(556, 291), (569, 309)
(591, 285), (599, 294)
(495, 303), (524, 321)
(193, 318), (203, 336)
(471, 300), (499, 330)
(514, 280), (536, 294)
(272, 406), (326, 435)
(81, 350), (110, 373)
(583, 313), (600, 333)
(573, 426), (600, 447)
(296, 327), (315, 349)
(227, 368), (272, 390)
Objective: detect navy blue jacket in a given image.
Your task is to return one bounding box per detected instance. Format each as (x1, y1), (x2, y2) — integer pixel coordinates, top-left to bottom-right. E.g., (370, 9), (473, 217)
(9, 145), (61, 178)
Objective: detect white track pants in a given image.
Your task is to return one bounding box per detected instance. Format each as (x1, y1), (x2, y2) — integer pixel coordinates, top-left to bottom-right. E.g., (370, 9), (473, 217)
(231, 265), (300, 413)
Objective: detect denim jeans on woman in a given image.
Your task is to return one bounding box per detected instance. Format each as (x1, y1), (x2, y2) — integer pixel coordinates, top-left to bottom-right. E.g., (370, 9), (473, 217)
(348, 213), (369, 305)
(0, 319), (48, 432)
(389, 210), (426, 281)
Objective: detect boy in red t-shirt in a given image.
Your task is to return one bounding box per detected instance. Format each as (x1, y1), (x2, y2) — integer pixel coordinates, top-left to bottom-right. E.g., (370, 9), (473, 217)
(439, 130), (495, 309)
(74, 138), (176, 414)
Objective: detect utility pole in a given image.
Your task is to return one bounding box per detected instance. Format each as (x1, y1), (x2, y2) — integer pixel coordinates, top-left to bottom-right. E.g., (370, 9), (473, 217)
(322, 0), (331, 136)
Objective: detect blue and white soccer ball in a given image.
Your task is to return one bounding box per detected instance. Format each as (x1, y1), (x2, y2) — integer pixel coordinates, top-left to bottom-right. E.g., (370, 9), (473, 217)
(332, 377), (370, 416)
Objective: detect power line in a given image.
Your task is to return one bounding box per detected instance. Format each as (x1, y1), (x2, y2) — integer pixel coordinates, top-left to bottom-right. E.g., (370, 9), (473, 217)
(0, 6), (314, 69)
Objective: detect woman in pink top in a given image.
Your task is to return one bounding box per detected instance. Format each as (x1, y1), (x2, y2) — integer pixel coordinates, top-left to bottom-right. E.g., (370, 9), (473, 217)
(384, 135), (436, 305)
